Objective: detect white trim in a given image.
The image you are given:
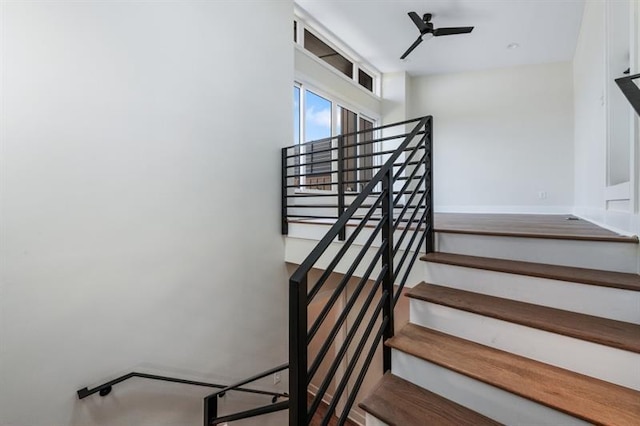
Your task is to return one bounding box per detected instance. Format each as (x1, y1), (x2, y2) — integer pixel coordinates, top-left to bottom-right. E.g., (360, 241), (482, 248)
(435, 205), (574, 215)
(573, 206), (640, 237)
(295, 45), (382, 105)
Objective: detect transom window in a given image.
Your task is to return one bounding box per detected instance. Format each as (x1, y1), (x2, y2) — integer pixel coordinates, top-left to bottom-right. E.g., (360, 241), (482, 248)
(294, 19), (378, 94)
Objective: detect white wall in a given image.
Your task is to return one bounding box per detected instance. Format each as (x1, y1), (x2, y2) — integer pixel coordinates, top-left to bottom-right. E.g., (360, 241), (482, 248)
(573, 0), (608, 222)
(409, 62), (575, 213)
(0, 1), (292, 425)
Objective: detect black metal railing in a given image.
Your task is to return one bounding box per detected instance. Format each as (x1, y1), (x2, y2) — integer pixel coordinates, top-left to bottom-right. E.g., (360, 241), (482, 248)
(203, 363), (289, 425)
(282, 117), (434, 241)
(615, 72), (640, 116)
(78, 369), (289, 426)
(283, 116), (434, 424)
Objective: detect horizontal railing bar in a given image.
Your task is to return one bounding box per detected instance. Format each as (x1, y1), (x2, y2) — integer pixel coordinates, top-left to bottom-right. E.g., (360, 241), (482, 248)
(286, 204), (423, 210)
(308, 290), (389, 420)
(285, 116), (426, 149)
(337, 316), (389, 425)
(284, 145), (425, 167)
(211, 400), (290, 425)
(287, 157), (420, 178)
(285, 215), (339, 220)
(284, 169), (337, 179)
(286, 182), (339, 189)
(286, 193), (338, 198)
(76, 372), (287, 400)
(307, 217), (387, 342)
(285, 190), (426, 199)
(306, 193), (385, 304)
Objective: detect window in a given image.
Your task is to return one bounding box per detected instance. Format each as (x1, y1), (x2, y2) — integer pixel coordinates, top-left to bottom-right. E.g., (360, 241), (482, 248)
(293, 83), (378, 192)
(294, 19), (378, 94)
(338, 107), (375, 192)
(304, 30), (353, 78)
(358, 69), (373, 92)
(304, 90), (332, 190)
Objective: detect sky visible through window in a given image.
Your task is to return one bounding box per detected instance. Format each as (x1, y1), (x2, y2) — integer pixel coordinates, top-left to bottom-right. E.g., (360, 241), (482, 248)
(304, 90), (331, 142)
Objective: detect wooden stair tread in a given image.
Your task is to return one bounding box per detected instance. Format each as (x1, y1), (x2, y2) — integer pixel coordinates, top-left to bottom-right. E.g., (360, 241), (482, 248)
(407, 282), (640, 353)
(434, 213), (639, 243)
(387, 324), (640, 425)
(359, 372), (502, 426)
(421, 252), (640, 291)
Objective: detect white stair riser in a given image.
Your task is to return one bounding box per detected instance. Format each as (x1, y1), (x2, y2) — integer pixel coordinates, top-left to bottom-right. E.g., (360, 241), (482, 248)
(392, 350), (590, 426)
(364, 413), (387, 426)
(423, 263), (640, 324)
(409, 300), (640, 390)
(437, 233), (638, 273)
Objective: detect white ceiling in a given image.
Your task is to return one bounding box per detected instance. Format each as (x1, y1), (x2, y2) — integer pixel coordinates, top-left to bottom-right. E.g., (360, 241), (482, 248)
(295, 0), (586, 76)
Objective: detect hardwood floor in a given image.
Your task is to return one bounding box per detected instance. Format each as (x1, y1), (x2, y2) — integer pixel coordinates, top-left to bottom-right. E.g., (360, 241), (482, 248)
(289, 213), (638, 242)
(434, 213), (638, 242)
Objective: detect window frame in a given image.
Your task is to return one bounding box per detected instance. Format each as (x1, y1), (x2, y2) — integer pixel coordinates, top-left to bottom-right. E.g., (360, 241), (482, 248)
(293, 17), (381, 96)
(293, 81), (381, 194)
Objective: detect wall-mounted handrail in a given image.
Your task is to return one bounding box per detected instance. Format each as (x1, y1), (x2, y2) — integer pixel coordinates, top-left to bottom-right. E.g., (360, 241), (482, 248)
(615, 72), (640, 116)
(203, 363), (289, 426)
(77, 371), (287, 400)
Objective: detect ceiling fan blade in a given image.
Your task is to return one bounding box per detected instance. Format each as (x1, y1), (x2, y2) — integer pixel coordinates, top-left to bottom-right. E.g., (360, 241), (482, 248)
(408, 12), (428, 32)
(433, 26), (474, 36)
(400, 36), (423, 60)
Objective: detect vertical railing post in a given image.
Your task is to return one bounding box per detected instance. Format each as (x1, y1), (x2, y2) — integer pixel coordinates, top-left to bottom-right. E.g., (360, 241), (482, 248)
(282, 147), (289, 236)
(425, 118), (435, 254)
(203, 394), (217, 426)
(289, 275), (308, 425)
(337, 135), (346, 241)
(380, 169), (395, 372)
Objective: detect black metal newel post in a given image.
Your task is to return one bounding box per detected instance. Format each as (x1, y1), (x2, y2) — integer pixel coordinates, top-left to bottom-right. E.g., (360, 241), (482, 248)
(337, 135), (346, 241)
(425, 119), (435, 254)
(203, 395), (217, 426)
(281, 148), (289, 236)
(380, 169), (395, 372)
(289, 275), (308, 425)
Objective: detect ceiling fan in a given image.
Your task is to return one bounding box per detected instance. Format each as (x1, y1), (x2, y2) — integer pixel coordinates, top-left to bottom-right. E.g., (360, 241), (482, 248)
(400, 12), (474, 60)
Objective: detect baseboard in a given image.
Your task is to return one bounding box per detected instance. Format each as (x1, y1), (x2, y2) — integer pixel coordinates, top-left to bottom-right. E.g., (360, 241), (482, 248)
(435, 205), (574, 214)
(573, 207), (640, 237)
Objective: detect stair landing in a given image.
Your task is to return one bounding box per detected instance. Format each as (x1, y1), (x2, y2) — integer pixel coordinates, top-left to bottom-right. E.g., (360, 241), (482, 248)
(434, 213), (637, 242)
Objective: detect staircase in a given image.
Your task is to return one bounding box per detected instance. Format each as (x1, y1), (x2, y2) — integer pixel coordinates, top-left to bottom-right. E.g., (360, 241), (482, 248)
(359, 217), (640, 425)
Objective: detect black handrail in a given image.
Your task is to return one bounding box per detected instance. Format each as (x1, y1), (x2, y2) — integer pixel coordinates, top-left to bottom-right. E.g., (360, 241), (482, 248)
(77, 371), (287, 400)
(285, 116), (433, 424)
(615, 72), (640, 116)
(203, 363), (289, 426)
